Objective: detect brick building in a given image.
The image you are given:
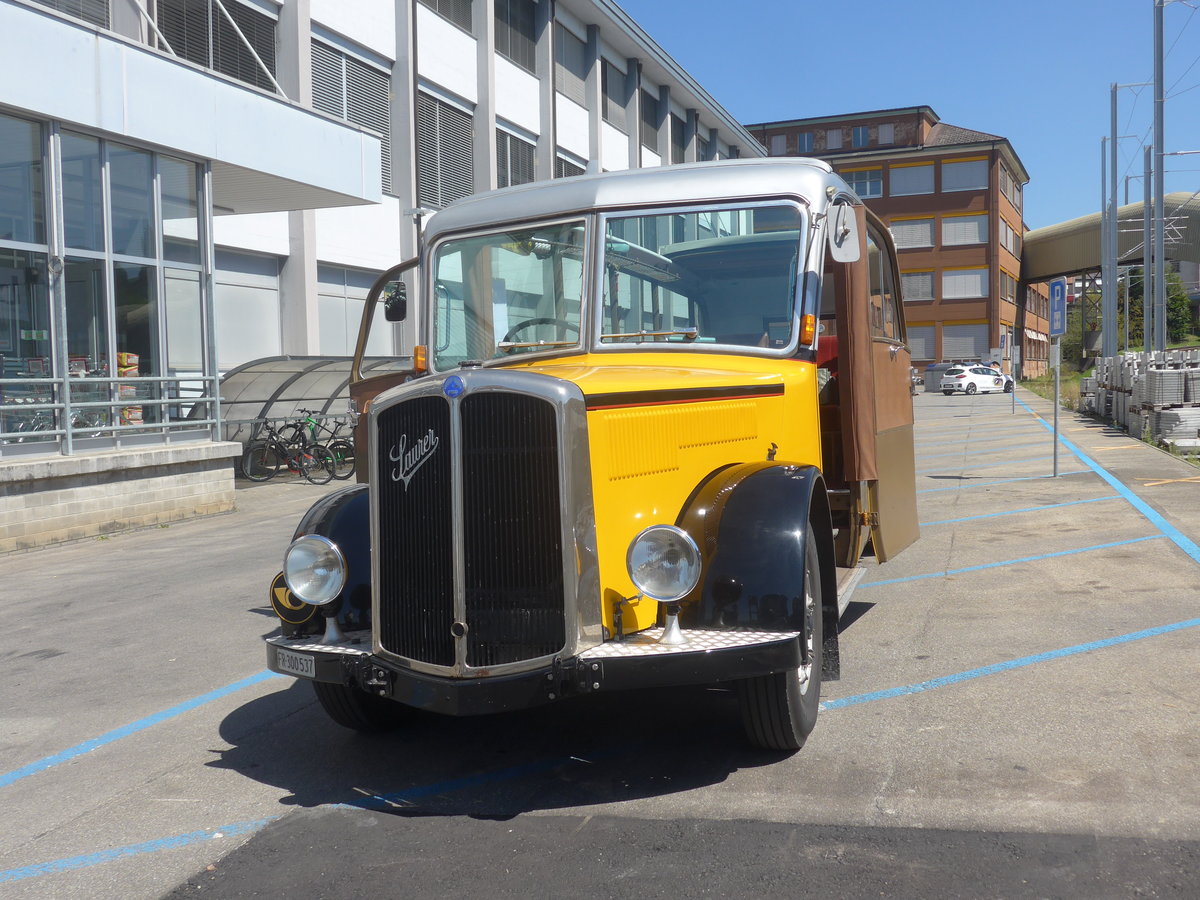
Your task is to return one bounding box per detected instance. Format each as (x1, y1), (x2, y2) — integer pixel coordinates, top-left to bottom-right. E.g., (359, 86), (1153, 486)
(747, 106), (1050, 377)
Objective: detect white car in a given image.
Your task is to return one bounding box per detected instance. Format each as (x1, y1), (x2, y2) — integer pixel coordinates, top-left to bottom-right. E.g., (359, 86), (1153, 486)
(940, 365), (1006, 395)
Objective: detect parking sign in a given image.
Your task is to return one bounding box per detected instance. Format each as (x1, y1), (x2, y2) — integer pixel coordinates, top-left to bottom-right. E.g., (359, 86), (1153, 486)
(1049, 278), (1067, 337)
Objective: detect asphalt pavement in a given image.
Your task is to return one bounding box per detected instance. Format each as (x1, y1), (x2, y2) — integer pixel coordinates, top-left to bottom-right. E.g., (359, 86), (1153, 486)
(2, 387), (1199, 899)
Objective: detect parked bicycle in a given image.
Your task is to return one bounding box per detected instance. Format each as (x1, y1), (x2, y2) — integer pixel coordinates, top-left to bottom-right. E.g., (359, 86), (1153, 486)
(241, 417), (335, 484)
(297, 408), (355, 481)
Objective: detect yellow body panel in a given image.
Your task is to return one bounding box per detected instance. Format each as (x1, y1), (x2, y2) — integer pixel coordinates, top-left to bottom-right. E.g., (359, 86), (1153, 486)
(508, 352), (822, 633)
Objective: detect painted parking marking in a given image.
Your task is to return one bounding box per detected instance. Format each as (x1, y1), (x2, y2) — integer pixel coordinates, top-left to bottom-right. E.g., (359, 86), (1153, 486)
(0, 671), (286, 791)
(917, 471), (1089, 493)
(860, 535), (1163, 588)
(1142, 475), (1200, 487)
(914, 440), (1051, 461)
(918, 455), (1053, 476)
(920, 495), (1120, 527)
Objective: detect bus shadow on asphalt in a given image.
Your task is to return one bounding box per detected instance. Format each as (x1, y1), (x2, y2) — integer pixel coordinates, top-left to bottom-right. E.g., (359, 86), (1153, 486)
(210, 679), (793, 820)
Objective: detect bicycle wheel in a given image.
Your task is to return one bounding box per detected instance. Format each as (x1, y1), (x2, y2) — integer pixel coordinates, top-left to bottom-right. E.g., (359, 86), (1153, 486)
(328, 439), (356, 480)
(300, 444), (336, 485)
(242, 441), (282, 481)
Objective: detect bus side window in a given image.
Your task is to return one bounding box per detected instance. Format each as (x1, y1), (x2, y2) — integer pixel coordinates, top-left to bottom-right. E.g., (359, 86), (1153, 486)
(866, 228), (900, 342)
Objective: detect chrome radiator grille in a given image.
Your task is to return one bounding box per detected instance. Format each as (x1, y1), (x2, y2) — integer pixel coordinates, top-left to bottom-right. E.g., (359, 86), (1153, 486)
(375, 389), (566, 670)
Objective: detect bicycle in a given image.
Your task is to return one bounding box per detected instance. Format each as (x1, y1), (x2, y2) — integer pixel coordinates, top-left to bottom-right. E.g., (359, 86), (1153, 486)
(298, 408), (355, 481)
(241, 417), (335, 484)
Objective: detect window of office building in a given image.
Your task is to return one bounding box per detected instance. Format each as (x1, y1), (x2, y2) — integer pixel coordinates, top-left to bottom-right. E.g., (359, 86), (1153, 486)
(1, 112), (213, 454)
(942, 158), (988, 192)
(418, 0), (473, 31)
(890, 163), (933, 196)
(942, 323), (988, 359)
(670, 115), (686, 164)
(157, 0), (278, 92)
(639, 90), (659, 152)
(312, 40), (392, 194)
(942, 213), (988, 246)
(878, 123), (895, 145)
(318, 264), (388, 356)
(769, 134), (786, 156)
(907, 324), (934, 360)
(852, 125), (870, 148)
(826, 128), (842, 150)
(555, 154), (585, 178)
(697, 136), (711, 161)
(30, 0), (109, 28)
(601, 59), (629, 128)
(943, 267), (988, 299)
(901, 270), (934, 302)
(843, 168), (882, 199)
(415, 92), (474, 208)
(495, 0), (536, 73)
(797, 132), (813, 153)
(891, 218), (934, 249)
(554, 23), (587, 106)
(497, 129), (535, 188)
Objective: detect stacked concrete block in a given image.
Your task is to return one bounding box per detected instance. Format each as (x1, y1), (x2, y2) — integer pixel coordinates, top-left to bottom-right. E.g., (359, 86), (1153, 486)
(1155, 407), (1200, 442)
(1145, 368), (1186, 406)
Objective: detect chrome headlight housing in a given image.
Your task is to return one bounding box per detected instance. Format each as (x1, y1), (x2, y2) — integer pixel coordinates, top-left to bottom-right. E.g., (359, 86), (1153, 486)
(283, 535), (347, 607)
(627, 525), (702, 602)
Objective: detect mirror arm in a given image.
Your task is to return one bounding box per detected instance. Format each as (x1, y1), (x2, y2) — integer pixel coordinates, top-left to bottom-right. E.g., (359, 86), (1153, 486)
(351, 256), (420, 384)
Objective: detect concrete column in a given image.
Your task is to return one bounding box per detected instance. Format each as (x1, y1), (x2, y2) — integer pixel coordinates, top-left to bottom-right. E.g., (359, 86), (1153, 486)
(657, 85), (670, 166)
(276, 0), (319, 355)
(626, 58), (640, 170)
(585, 25), (601, 172)
(474, 0), (497, 193)
(392, 0), (418, 354)
(536, 0), (555, 182)
(686, 109), (700, 162)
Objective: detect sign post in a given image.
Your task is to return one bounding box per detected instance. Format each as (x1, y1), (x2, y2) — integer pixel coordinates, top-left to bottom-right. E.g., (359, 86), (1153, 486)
(1049, 278), (1068, 476)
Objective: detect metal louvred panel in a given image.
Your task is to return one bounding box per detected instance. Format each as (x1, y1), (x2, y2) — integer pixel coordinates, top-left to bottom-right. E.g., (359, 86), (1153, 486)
(555, 156), (584, 179)
(32, 0), (110, 28)
(157, 0), (211, 68)
(310, 40), (345, 118)
(497, 131), (534, 188)
(212, 0), (277, 91)
(496, 130), (510, 189)
(416, 93), (474, 207)
(346, 58), (392, 193)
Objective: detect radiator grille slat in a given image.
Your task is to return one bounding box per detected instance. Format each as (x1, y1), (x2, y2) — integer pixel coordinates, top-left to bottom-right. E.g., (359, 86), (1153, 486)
(375, 388), (567, 670)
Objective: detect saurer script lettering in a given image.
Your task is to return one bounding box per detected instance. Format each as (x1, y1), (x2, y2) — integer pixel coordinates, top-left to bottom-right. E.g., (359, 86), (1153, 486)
(389, 429), (439, 490)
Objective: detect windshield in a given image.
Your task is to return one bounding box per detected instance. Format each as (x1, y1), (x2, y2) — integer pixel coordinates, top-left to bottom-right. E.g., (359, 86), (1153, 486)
(431, 220), (585, 370)
(600, 204), (806, 350)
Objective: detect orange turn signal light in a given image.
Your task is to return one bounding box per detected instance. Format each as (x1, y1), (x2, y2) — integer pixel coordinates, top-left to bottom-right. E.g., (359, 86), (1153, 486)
(414, 344), (428, 373)
(801, 314), (816, 345)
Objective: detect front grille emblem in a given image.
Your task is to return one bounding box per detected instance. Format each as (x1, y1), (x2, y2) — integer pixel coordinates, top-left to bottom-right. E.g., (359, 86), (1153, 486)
(388, 428), (439, 491)
(443, 375), (465, 398)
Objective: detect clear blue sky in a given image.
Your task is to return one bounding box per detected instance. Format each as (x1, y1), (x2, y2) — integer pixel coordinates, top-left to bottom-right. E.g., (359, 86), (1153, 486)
(617, 0), (1200, 231)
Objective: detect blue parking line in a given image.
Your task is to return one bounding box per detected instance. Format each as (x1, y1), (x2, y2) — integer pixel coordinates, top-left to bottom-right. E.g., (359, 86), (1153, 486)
(917, 471), (1088, 493)
(918, 454), (1053, 476)
(0, 671), (286, 790)
(860, 535), (1163, 587)
(821, 617), (1200, 710)
(921, 495), (1120, 526)
(1018, 398), (1200, 565)
(0, 818), (278, 885)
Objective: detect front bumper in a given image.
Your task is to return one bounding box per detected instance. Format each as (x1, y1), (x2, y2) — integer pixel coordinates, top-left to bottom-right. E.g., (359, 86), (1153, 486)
(266, 627), (802, 716)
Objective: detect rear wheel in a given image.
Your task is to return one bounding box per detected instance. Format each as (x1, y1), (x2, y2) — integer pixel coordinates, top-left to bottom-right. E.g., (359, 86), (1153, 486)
(242, 441), (281, 481)
(301, 445), (336, 485)
(942, 389), (953, 396)
(965, 383), (978, 395)
(328, 439), (356, 480)
(312, 680), (407, 732)
(737, 535), (823, 752)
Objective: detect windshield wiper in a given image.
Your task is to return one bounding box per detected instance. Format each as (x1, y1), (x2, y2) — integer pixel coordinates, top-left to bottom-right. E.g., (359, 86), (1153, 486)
(599, 328), (699, 342)
(497, 339), (577, 352)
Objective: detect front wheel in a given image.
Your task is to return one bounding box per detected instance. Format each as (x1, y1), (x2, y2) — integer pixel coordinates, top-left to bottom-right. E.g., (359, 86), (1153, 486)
(328, 439), (356, 480)
(301, 445), (336, 485)
(1004, 381), (1014, 393)
(312, 681), (408, 732)
(242, 441), (281, 481)
(736, 535), (823, 752)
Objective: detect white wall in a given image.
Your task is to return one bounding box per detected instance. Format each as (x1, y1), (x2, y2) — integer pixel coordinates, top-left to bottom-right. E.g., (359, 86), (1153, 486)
(494, 56), (540, 135)
(555, 95), (589, 160)
(602, 121), (630, 172)
(213, 212), (291, 258)
(316, 196), (403, 272)
(416, 4), (477, 104)
(311, 0), (396, 60)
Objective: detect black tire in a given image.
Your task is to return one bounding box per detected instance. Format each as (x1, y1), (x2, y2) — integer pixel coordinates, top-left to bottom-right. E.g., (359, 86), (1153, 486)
(942, 390), (953, 396)
(965, 383), (978, 395)
(242, 441), (281, 481)
(328, 439), (356, 480)
(736, 534), (823, 752)
(1004, 381), (1014, 393)
(312, 680), (407, 732)
(301, 445), (336, 485)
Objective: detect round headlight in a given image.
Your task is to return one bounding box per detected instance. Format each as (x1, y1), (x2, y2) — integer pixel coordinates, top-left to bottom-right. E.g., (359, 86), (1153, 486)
(627, 525), (702, 602)
(283, 535), (346, 606)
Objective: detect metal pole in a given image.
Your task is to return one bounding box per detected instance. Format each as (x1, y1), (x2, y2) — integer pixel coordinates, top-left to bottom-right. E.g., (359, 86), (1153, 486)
(1154, 0), (1166, 352)
(1053, 338), (1060, 477)
(1110, 83), (1120, 358)
(1100, 137), (1111, 358)
(1144, 145), (1153, 351)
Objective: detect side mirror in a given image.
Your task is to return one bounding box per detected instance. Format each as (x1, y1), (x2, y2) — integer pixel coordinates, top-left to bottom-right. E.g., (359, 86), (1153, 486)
(827, 203), (861, 263)
(383, 282), (407, 322)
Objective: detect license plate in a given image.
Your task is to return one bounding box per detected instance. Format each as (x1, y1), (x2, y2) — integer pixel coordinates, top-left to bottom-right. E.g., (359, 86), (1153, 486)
(276, 647), (316, 679)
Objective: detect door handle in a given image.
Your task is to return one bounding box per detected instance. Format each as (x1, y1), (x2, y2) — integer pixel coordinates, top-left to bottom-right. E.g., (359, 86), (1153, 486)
(889, 344), (901, 358)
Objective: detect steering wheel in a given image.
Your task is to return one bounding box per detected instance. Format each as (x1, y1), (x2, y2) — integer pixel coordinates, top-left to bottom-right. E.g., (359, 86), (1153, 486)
(501, 317), (579, 343)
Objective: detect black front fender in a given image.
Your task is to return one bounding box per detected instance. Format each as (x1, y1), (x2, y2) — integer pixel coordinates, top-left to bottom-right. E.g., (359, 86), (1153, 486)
(289, 484), (372, 631)
(676, 462), (839, 679)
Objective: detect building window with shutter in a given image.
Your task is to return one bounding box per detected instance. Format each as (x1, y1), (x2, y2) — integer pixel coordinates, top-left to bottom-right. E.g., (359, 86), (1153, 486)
(495, 0), (536, 73)
(415, 92), (474, 208)
(891, 218), (934, 249)
(311, 40), (392, 194)
(943, 267), (988, 300)
(157, 0), (278, 92)
(942, 158), (988, 192)
(31, 0), (109, 28)
(601, 60), (628, 129)
(826, 128), (842, 150)
(907, 324), (934, 360)
(942, 213), (988, 246)
(769, 134), (786, 156)
(639, 90), (659, 152)
(843, 168), (882, 199)
(417, 0), (473, 32)
(554, 23), (587, 106)
(497, 129), (536, 188)
(878, 123), (895, 145)
(890, 163), (933, 196)
(901, 271), (935, 302)
(670, 115), (686, 164)
(555, 154), (585, 178)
